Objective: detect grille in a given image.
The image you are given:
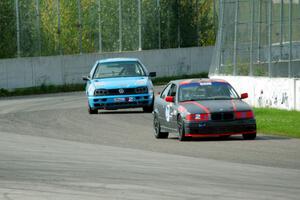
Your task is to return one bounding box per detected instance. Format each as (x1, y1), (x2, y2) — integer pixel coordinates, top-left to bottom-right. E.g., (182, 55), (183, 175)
(211, 112), (234, 121)
(95, 87), (148, 96)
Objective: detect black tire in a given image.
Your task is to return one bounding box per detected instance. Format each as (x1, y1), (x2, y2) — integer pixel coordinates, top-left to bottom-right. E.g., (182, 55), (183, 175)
(88, 106), (98, 114)
(243, 133), (256, 140)
(153, 114), (169, 139)
(177, 115), (187, 141)
(143, 105), (153, 113)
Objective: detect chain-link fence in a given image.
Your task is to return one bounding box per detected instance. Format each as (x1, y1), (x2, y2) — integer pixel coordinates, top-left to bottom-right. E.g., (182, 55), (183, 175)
(210, 0), (300, 78)
(0, 0), (217, 59)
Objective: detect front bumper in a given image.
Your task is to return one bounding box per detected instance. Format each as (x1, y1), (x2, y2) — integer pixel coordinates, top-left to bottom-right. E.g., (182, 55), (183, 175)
(88, 93), (153, 109)
(184, 119), (256, 137)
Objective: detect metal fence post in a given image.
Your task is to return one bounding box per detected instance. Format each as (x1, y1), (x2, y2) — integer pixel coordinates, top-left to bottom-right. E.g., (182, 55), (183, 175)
(213, 0), (217, 37)
(257, 0), (261, 62)
(119, 0), (122, 52)
(268, 0), (273, 77)
(35, 0), (41, 56)
(196, 0), (199, 46)
(157, 0), (161, 49)
(138, 0), (142, 51)
(280, 0), (283, 60)
(233, 0), (239, 75)
(218, 0), (224, 73)
(288, 0), (292, 77)
(77, 0), (82, 54)
(15, 0), (20, 57)
(57, 0), (62, 55)
(177, 0), (180, 48)
(250, 0), (254, 76)
(98, 0), (102, 53)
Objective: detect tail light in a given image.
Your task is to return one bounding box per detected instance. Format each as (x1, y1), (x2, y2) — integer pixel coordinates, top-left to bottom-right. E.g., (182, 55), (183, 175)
(235, 110), (254, 119)
(186, 113), (210, 121)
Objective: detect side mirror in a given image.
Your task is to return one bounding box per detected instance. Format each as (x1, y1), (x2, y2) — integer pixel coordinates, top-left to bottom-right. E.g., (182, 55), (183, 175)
(149, 72), (156, 77)
(165, 96), (174, 103)
(82, 76), (90, 81)
(241, 93), (248, 99)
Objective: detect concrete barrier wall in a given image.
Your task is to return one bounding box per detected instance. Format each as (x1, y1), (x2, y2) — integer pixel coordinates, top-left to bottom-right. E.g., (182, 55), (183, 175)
(210, 75), (300, 111)
(0, 46), (213, 90)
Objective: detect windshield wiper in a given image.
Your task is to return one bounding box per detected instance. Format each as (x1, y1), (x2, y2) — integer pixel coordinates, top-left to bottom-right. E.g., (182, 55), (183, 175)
(180, 99), (196, 102)
(180, 98), (209, 102)
(210, 97), (231, 100)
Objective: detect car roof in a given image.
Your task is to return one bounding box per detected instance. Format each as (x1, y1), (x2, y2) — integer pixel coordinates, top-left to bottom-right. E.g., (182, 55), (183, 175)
(170, 78), (229, 85)
(98, 58), (139, 64)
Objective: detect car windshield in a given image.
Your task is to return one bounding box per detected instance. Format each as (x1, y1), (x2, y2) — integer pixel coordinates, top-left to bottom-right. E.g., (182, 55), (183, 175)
(93, 61), (146, 79)
(179, 82), (240, 102)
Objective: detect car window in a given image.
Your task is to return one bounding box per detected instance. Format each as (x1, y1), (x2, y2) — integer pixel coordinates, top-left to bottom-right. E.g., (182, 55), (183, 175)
(179, 82), (239, 102)
(160, 84), (172, 99)
(93, 61), (146, 79)
(168, 84), (177, 97)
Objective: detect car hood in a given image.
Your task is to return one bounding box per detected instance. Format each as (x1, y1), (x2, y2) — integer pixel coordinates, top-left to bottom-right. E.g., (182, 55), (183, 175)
(179, 99), (252, 114)
(91, 77), (150, 89)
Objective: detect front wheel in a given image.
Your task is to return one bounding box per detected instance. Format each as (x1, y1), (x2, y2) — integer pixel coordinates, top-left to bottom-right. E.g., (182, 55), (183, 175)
(243, 133), (256, 140)
(177, 115), (187, 141)
(88, 106), (98, 114)
(143, 105), (153, 113)
(153, 114), (169, 139)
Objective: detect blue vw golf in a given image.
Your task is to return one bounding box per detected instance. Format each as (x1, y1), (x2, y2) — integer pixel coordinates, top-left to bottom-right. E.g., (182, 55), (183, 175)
(83, 58), (156, 114)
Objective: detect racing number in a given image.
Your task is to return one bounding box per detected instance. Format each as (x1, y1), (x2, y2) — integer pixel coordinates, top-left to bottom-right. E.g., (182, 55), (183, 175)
(165, 104), (171, 122)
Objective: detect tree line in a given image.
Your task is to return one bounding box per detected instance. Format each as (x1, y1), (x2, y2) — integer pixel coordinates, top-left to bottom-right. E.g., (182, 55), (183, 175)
(0, 0), (216, 58)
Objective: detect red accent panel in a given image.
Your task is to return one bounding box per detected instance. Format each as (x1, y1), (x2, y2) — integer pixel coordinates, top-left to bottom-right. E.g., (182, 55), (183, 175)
(241, 93), (248, 99)
(235, 111), (254, 119)
(185, 131), (256, 138)
(165, 96), (174, 103)
(186, 113), (210, 121)
(213, 79), (227, 83)
(179, 80), (193, 85)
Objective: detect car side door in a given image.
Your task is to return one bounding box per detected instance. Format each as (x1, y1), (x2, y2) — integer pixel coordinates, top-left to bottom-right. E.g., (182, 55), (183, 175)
(165, 84), (178, 130)
(156, 84), (172, 128)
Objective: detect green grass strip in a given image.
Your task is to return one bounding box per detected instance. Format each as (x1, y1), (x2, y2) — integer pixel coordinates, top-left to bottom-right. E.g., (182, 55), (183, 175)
(254, 108), (300, 138)
(151, 72), (208, 85)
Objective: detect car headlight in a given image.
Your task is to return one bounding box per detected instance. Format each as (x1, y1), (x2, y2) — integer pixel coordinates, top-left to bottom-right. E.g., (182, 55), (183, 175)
(94, 89), (108, 96)
(148, 87), (154, 94)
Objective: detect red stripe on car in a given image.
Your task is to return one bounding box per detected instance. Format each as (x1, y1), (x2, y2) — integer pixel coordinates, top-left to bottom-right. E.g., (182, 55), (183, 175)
(179, 79), (193, 85)
(180, 101), (210, 114)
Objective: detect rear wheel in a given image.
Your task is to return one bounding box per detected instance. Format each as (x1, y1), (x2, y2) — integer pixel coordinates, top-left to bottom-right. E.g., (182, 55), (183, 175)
(243, 133), (256, 140)
(153, 114), (169, 139)
(88, 106), (98, 114)
(177, 115), (187, 141)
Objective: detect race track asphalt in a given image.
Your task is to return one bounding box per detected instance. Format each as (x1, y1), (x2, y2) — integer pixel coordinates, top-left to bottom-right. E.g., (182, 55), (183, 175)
(0, 90), (299, 200)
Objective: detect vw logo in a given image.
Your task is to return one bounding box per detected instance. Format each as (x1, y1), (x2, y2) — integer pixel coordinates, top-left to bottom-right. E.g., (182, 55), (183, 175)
(119, 89), (125, 94)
